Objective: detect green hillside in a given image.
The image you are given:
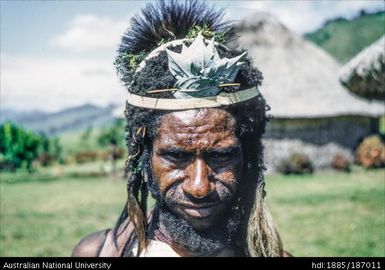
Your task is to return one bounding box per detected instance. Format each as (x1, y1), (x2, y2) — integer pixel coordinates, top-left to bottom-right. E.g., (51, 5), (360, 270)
(305, 11), (385, 63)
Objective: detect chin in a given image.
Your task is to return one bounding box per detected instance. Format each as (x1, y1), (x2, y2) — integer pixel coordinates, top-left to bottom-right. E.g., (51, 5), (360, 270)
(186, 216), (218, 231)
(172, 204), (227, 231)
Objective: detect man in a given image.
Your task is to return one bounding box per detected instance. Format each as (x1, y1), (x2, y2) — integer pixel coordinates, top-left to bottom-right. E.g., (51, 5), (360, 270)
(72, 0), (284, 257)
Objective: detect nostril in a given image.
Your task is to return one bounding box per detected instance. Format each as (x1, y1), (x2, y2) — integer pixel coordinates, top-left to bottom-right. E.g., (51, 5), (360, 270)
(182, 180), (215, 199)
(182, 158), (214, 198)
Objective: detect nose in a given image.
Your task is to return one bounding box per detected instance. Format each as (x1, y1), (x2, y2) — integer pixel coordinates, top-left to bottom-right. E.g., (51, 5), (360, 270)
(182, 158), (214, 199)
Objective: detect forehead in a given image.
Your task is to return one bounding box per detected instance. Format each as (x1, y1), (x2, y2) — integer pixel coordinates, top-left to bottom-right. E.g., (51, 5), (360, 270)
(155, 109), (238, 150)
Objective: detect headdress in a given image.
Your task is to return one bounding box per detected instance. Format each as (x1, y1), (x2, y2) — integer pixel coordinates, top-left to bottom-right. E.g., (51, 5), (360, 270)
(115, 0), (260, 111)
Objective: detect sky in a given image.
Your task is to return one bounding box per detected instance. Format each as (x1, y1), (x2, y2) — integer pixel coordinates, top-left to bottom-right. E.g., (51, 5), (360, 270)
(1, 0), (384, 113)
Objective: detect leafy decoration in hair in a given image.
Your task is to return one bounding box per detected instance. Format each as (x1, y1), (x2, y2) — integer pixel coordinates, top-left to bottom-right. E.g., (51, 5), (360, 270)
(115, 52), (147, 72)
(115, 0), (234, 83)
(165, 33), (246, 98)
(186, 24), (226, 43)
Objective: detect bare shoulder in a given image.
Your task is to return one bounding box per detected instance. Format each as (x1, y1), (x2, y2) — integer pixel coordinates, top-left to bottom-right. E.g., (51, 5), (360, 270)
(283, 250), (293, 257)
(72, 229), (110, 257)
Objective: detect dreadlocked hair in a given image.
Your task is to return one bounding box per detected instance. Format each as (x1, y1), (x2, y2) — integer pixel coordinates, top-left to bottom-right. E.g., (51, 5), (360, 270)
(113, 0), (283, 257)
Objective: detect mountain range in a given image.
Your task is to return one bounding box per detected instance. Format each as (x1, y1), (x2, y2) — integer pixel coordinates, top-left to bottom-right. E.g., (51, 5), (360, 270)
(1, 104), (119, 136)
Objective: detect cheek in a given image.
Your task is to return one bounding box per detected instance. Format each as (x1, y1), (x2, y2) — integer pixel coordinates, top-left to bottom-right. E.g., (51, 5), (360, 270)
(213, 157), (244, 186)
(151, 154), (184, 194)
(215, 169), (241, 193)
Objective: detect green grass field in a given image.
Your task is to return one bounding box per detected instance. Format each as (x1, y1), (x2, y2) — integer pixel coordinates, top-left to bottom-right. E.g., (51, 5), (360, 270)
(266, 169), (384, 257)
(0, 165), (384, 257)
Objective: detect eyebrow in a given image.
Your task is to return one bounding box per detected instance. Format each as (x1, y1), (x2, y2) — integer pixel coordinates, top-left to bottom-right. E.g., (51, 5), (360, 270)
(157, 145), (240, 155)
(207, 145), (240, 153)
(157, 148), (193, 155)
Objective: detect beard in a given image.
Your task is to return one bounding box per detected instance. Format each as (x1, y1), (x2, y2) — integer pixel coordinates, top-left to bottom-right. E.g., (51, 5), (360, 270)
(146, 165), (242, 256)
(155, 198), (241, 256)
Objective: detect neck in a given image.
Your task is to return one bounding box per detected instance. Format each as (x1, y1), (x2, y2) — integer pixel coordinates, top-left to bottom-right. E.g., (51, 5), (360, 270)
(154, 222), (196, 256)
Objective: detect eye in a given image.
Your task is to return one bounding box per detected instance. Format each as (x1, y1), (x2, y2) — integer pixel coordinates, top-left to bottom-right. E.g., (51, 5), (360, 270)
(209, 152), (229, 159)
(207, 148), (241, 161)
(161, 151), (193, 162)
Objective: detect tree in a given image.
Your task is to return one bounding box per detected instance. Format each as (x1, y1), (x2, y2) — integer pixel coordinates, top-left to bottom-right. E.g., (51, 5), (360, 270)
(97, 119), (125, 176)
(38, 135), (63, 166)
(79, 126), (93, 150)
(0, 122), (42, 171)
(97, 119), (125, 148)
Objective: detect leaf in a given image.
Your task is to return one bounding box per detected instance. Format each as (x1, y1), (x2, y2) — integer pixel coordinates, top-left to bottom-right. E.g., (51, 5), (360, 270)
(165, 48), (193, 78)
(164, 32), (247, 98)
(175, 77), (215, 91)
(174, 85), (220, 98)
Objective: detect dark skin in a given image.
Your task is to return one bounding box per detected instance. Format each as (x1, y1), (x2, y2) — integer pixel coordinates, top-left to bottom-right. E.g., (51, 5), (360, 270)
(75, 108), (289, 256)
(152, 109), (243, 231)
(151, 109), (243, 256)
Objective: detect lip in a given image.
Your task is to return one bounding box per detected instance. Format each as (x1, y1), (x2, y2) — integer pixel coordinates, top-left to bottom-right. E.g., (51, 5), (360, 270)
(178, 202), (220, 218)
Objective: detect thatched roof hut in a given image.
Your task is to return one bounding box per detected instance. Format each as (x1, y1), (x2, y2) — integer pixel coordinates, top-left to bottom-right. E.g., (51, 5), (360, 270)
(339, 35), (385, 101)
(231, 12), (384, 118)
(230, 12), (384, 172)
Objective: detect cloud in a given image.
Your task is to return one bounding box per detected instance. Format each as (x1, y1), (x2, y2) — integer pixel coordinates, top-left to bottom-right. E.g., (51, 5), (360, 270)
(225, 0), (384, 34)
(286, 0), (384, 33)
(263, 2), (322, 34)
(50, 14), (128, 51)
(1, 53), (126, 112)
(235, 1), (264, 10)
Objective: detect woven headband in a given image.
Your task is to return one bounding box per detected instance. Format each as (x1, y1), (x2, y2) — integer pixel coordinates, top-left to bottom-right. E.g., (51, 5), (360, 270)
(126, 33), (259, 110)
(126, 86), (259, 110)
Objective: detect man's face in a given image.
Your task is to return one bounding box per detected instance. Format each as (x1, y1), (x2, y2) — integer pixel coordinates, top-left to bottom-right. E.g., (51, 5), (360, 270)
(151, 109), (244, 230)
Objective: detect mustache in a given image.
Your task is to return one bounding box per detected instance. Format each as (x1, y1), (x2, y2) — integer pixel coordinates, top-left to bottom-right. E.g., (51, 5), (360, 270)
(164, 181), (233, 207)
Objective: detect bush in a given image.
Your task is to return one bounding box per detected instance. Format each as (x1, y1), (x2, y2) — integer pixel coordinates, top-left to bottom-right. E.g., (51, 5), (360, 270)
(0, 155), (14, 171)
(38, 136), (62, 166)
(355, 135), (385, 168)
(276, 153), (314, 174)
(331, 154), (352, 172)
(97, 119), (125, 148)
(0, 122), (42, 171)
(100, 147), (125, 161)
(38, 153), (55, 167)
(112, 147), (125, 160)
(99, 151), (110, 161)
(75, 150), (99, 164)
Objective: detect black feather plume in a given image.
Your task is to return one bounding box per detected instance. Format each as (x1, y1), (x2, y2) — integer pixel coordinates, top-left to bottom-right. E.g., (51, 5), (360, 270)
(118, 0), (233, 55)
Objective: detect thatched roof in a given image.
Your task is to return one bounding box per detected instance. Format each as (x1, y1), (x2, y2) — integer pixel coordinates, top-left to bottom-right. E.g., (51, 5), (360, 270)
(339, 35), (385, 101)
(231, 12), (384, 118)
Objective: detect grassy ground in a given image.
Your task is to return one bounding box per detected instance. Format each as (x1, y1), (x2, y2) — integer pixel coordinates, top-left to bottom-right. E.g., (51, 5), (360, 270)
(0, 162), (127, 257)
(0, 165), (384, 257)
(266, 168), (385, 257)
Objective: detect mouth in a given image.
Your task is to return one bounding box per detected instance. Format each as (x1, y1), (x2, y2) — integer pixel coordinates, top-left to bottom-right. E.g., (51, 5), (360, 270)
(178, 202), (221, 218)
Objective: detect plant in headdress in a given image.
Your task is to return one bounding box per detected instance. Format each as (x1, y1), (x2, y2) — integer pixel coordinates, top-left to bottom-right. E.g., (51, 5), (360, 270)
(115, 51), (147, 72)
(115, 0), (234, 88)
(186, 24), (226, 43)
(165, 33), (246, 98)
